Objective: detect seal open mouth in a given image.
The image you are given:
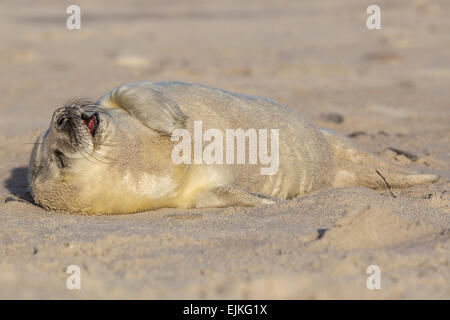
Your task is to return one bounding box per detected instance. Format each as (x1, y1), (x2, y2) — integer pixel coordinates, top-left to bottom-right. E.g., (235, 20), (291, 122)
(81, 112), (99, 137)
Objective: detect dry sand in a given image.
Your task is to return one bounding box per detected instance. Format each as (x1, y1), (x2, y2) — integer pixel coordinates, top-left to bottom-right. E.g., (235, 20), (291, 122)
(0, 0), (449, 299)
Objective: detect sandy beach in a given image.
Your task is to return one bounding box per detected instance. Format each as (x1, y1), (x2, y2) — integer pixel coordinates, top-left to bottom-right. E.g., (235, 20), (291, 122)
(0, 0), (449, 299)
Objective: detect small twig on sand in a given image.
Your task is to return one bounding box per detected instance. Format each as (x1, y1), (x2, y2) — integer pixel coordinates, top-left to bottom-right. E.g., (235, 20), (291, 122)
(375, 169), (397, 198)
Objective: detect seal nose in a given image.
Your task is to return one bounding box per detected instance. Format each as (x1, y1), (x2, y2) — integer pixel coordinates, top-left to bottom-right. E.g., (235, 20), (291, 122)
(54, 106), (80, 131)
(53, 106), (74, 131)
(56, 116), (68, 129)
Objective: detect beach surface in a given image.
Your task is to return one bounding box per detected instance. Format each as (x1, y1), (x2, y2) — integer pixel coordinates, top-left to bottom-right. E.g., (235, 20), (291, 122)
(0, 0), (449, 299)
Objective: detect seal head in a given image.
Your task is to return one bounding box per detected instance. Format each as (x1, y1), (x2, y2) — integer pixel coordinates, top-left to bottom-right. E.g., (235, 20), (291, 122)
(28, 99), (112, 211)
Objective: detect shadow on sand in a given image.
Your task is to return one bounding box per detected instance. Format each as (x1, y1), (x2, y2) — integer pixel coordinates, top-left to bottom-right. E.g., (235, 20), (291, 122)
(4, 166), (34, 203)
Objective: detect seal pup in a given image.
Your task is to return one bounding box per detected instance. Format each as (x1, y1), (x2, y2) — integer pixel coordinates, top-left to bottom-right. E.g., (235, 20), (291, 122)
(28, 81), (439, 214)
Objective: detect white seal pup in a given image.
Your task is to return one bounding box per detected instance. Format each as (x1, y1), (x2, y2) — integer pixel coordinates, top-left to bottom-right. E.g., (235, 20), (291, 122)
(28, 81), (439, 214)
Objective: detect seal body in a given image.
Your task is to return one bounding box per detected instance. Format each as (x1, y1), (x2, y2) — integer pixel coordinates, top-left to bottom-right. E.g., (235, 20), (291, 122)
(159, 82), (336, 198)
(29, 81), (438, 214)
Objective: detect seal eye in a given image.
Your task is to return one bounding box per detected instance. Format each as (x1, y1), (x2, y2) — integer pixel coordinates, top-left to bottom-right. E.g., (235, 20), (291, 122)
(54, 150), (65, 168)
(81, 112), (99, 137)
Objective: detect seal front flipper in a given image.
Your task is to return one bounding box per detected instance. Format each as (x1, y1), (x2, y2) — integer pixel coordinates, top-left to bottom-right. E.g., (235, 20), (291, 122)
(98, 81), (187, 134)
(194, 185), (276, 208)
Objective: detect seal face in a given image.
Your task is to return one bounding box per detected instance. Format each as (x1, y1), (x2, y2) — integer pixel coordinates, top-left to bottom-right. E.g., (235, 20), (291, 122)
(29, 81), (439, 214)
(28, 99), (110, 211)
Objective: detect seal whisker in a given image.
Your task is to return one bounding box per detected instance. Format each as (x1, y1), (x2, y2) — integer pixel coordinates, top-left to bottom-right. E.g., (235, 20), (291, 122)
(77, 143), (111, 164)
(74, 135), (113, 163)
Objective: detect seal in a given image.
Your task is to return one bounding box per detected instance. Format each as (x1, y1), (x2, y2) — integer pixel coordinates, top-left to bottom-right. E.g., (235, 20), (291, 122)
(28, 81), (439, 214)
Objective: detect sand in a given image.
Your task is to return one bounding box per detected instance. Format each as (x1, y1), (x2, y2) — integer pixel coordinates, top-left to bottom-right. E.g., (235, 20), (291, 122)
(0, 0), (449, 299)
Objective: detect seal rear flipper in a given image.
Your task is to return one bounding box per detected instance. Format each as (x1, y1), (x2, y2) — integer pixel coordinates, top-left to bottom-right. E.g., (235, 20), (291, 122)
(321, 129), (439, 189)
(97, 81), (187, 134)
